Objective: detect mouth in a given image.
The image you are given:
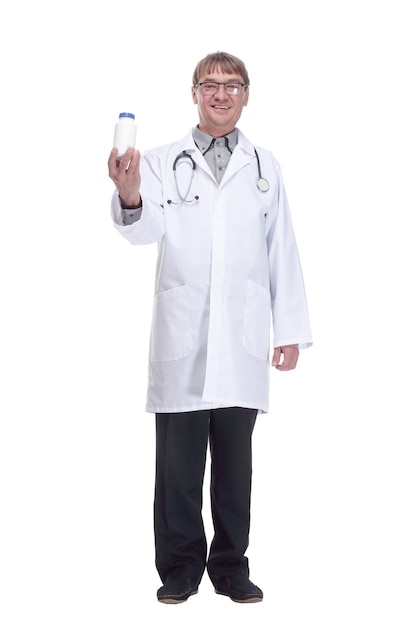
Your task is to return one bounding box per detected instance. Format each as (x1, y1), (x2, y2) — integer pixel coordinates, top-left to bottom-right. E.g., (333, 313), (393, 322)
(211, 105), (231, 110)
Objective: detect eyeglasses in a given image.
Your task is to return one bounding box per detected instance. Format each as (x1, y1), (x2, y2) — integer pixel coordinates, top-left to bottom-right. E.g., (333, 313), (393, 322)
(195, 82), (247, 96)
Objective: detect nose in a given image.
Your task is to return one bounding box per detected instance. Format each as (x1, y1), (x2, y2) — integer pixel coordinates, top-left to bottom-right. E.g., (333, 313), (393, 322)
(214, 84), (228, 98)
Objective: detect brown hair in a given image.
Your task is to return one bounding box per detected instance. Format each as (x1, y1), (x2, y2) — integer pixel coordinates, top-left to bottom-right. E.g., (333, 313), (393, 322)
(192, 51), (250, 86)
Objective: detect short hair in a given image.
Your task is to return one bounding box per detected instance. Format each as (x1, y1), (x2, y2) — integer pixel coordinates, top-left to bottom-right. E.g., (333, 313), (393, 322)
(192, 51), (250, 86)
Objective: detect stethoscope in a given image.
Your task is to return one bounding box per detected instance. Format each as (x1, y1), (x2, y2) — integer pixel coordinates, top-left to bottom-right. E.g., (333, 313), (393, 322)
(167, 151), (200, 204)
(254, 149), (270, 192)
(167, 148), (270, 205)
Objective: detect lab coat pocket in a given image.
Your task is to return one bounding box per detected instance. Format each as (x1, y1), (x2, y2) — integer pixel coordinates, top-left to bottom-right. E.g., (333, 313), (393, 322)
(150, 285), (192, 362)
(243, 279), (271, 361)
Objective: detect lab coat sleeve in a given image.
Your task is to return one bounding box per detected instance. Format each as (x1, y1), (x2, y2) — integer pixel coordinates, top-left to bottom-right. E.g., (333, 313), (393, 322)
(266, 161), (313, 350)
(111, 151), (165, 245)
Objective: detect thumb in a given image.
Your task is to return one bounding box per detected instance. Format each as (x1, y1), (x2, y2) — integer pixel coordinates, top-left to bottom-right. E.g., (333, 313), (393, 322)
(271, 347), (282, 367)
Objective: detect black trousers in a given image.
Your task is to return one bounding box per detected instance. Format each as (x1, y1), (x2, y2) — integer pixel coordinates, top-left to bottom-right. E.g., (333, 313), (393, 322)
(154, 407), (257, 585)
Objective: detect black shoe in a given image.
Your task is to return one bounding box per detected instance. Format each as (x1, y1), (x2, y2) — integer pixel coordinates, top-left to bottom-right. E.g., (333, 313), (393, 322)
(214, 574), (263, 603)
(157, 577), (199, 604)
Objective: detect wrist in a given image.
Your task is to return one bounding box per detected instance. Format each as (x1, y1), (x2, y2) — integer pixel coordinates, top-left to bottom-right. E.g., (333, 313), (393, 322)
(119, 194), (142, 209)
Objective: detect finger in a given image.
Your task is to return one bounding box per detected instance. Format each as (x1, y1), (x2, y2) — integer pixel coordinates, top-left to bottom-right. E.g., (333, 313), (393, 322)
(277, 352), (299, 371)
(117, 150), (133, 173)
(124, 149), (140, 176)
(276, 361), (293, 371)
(108, 147), (120, 177)
(271, 348), (282, 368)
(129, 149), (141, 170)
(118, 148), (140, 175)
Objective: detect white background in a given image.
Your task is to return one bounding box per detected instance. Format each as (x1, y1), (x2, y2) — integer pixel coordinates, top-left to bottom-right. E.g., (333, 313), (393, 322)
(1, 0), (416, 624)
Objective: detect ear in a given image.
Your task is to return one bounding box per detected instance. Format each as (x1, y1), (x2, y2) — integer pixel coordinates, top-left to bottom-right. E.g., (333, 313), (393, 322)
(243, 86), (249, 106)
(191, 85), (198, 104)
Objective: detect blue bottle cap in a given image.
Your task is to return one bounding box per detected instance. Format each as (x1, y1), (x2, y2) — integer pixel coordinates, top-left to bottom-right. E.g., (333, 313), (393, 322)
(119, 112), (135, 120)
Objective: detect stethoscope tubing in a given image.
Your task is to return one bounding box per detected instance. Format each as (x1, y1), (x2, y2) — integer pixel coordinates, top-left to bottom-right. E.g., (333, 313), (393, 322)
(169, 147), (269, 204)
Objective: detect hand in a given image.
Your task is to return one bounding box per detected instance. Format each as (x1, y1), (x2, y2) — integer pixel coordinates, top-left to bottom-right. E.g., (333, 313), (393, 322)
(108, 146), (141, 207)
(271, 344), (299, 371)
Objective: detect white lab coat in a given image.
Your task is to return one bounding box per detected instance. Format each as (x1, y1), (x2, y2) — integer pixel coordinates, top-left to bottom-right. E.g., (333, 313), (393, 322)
(111, 129), (312, 414)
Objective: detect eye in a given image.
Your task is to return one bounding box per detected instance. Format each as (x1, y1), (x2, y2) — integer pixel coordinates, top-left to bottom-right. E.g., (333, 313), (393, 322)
(225, 84), (241, 95)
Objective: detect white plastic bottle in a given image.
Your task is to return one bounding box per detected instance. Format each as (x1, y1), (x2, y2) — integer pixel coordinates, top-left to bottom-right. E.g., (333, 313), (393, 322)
(113, 112), (137, 158)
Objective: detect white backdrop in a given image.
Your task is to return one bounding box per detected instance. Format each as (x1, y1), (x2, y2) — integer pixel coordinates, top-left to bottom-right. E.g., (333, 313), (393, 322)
(1, 1), (416, 624)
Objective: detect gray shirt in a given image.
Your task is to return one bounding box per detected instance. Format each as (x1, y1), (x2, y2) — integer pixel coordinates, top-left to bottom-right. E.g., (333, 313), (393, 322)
(192, 126), (238, 183)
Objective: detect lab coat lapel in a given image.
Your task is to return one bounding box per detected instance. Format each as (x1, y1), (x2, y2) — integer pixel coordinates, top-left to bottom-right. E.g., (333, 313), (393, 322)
(219, 131), (254, 187)
(220, 145), (251, 187)
(175, 130), (216, 181)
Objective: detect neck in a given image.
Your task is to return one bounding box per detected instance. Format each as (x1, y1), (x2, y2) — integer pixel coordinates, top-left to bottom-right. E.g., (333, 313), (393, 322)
(197, 124), (235, 138)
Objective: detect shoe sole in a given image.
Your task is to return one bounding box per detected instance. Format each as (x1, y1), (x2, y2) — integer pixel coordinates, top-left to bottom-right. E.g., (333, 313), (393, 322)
(215, 589), (263, 603)
(158, 590), (198, 604)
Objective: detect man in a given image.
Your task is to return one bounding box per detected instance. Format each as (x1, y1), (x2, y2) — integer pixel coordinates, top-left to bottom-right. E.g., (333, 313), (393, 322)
(108, 51), (312, 604)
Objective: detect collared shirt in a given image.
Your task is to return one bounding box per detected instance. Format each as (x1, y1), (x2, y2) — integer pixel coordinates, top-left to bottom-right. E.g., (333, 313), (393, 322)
(192, 126), (238, 184)
(122, 127), (239, 224)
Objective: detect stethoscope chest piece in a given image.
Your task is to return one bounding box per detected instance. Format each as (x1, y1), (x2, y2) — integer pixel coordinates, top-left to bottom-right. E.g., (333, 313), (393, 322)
(257, 177), (270, 192)
(254, 148), (270, 192)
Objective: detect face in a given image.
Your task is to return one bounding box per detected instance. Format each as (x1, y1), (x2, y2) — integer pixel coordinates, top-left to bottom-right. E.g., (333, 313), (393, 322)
(192, 70), (249, 137)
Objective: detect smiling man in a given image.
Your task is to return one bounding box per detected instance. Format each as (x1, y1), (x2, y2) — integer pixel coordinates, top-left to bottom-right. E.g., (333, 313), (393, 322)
(108, 51), (312, 604)
(191, 64), (249, 136)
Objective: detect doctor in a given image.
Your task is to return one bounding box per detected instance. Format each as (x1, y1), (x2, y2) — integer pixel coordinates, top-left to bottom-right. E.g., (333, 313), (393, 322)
(108, 51), (312, 604)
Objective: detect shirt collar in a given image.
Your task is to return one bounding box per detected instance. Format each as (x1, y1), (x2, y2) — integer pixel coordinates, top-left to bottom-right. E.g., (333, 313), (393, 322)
(192, 126), (239, 154)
